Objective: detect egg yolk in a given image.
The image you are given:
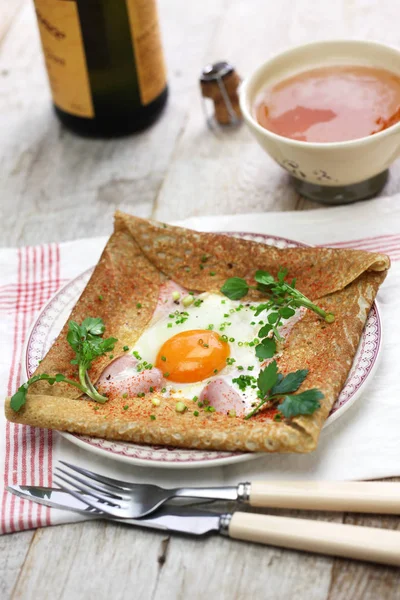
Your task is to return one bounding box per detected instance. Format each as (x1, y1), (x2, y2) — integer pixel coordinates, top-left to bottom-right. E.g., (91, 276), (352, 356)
(155, 330), (230, 383)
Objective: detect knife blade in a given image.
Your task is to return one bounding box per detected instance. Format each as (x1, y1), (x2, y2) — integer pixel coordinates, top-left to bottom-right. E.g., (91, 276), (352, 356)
(7, 485), (223, 535)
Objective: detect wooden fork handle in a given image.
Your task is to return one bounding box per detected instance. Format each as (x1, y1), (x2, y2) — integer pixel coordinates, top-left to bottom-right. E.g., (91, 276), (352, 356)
(229, 512), (400, 566)
(249, 481), (400, 513)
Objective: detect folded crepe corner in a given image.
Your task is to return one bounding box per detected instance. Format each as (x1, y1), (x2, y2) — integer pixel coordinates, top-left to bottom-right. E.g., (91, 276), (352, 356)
(5, 212), (390, 454)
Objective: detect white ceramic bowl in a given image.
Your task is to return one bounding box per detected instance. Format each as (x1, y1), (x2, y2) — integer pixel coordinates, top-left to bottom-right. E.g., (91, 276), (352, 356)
(240, 40), (400, 199)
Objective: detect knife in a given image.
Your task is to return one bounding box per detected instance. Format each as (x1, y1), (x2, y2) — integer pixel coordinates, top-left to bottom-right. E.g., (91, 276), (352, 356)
(7, 484), (400, 567)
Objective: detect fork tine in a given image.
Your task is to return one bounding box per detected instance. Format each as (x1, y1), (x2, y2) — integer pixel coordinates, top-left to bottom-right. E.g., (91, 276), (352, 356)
(54, 473), (122, 506)
(59, 461), (136, 490)
(54, 480), (124, 518)
(55, 467), (122, 498)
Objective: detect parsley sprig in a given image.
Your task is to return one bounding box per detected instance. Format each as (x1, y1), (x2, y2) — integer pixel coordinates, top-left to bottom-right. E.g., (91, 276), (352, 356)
(245, 360), (323, 420)
(10, 318), (117, 412)
(221, 268), (334, 360)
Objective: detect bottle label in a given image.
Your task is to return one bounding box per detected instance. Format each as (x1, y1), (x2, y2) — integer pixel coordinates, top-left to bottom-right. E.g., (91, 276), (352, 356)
(34, 0), (94, 118)
(125, 0), (167, 105)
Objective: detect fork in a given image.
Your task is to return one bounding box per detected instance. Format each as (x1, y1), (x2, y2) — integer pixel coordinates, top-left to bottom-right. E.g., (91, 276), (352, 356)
(54, 461), (400, 519)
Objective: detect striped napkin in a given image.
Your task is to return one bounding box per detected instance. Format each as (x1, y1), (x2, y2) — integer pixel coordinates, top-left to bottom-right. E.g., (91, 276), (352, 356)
(1, 195), (400, 534)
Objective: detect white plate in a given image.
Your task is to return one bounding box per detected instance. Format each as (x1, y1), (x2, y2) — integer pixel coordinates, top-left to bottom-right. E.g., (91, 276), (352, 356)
(24, 232), (382, 469)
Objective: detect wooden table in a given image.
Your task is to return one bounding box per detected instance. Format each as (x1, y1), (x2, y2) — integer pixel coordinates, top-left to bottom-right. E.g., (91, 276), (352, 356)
(2, 1), (400, 598)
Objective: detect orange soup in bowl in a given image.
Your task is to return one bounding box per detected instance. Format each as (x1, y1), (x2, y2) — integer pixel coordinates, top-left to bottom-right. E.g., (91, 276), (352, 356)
(254, 65), (400, 143)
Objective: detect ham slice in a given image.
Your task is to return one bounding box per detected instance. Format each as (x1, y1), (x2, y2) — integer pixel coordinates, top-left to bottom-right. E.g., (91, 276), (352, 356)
(97, 355), (164, 397)
(200, 378), (246, 417)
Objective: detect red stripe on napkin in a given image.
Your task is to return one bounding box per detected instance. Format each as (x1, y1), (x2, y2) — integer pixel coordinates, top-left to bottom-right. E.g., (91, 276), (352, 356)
(324, 235), (400, 260)
(1, 244), (61, 533)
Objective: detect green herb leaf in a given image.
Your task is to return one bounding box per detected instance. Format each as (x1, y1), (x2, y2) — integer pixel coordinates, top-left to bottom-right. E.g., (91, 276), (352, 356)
(254, 270), (275, 286)
(271, 369), (308, 395)
(253, 303), (270, 317)
(279, 306), (296, 319)
(10, 388), (27, 411)
(11, 318), (118, 411)
(279, 389), (323, 418)
(258, 324), (272, 338)
(255, 338), (276, 360)
(257, 361), (279, 397)
(81, 317), (105, 336)
(267, 312), (280, 324)
(277, 267), (288, 282)
(220, 277), (249, 300)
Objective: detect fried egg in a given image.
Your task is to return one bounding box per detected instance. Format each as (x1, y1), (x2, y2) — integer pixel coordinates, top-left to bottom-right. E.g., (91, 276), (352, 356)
(98, 282), (302, 416)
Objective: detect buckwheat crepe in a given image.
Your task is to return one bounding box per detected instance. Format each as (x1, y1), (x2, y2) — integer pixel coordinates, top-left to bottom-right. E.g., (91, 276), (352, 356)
(5, 212), (390, 453)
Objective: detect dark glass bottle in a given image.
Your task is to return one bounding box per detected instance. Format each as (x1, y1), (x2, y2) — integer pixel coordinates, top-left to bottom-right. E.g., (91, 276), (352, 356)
(34, 0), (168, 137)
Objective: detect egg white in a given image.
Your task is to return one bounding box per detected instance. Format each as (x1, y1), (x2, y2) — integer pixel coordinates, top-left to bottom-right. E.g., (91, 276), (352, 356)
(131, 292), (268, 406)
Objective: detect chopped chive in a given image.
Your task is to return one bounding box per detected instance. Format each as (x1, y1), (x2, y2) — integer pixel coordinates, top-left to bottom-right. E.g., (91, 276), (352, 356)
(150, 415), (156, 420)
(192, 396), (198, 402)
(209, 271), (216, 276)
(123, 405), (129, 410)
(182, 295), (194, 307)
(229, 337), (235, 343)
(164, 372), (170, 377)
(201, 255), (208, 263)
(123, 345), (129, 352)
(161, 355), (166, 362)
(136, 302), (142, 309)
(98, 295), (103, 301)
(122, 392), (128, 399)
(161, 387), (167, 393)
(193, 410), (199, 417)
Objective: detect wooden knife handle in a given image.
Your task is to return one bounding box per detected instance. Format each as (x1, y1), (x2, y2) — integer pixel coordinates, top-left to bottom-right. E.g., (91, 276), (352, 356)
(229, 512), (400, 566)
(249, 481), (400, 513)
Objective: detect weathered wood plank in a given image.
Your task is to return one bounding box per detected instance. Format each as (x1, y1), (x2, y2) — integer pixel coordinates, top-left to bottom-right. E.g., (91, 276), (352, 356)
(327, 510), (400, 599)
(153, 511), (338, 600)
(0, 529), (34, 599)
(10, 510), (340, 600)
(11, 521), (163, 600)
